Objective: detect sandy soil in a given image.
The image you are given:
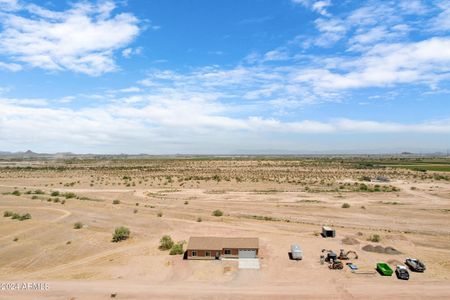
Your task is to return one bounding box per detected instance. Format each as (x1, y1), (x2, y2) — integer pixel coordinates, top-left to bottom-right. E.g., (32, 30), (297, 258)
(0, 159), (449, 299)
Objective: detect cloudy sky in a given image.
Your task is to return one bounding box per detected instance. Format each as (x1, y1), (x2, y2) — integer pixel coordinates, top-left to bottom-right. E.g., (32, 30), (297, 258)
(0, 0), (449, 154)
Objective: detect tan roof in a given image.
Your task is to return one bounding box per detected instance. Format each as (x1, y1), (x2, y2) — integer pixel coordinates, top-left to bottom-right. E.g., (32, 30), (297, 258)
(187, 237), (259, 250)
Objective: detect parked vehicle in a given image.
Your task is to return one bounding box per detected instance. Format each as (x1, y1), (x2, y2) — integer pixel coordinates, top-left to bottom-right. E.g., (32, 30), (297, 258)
(395, 265), (410, 280)
(290, 244), (303, 260)
(405, 258), (426, 272)
(376, 262), (393, 276)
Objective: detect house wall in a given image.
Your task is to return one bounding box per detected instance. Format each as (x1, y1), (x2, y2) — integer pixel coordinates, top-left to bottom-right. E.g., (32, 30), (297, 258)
(187, 249), (220, 260)
(187, 248), (259, 259)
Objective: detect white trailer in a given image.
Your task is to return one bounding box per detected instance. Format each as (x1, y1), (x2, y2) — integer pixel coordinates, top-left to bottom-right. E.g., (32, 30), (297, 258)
(291, 244), (303, 260)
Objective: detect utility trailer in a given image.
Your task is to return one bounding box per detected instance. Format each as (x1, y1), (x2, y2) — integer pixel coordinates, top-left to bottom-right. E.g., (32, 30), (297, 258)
(376, 263), (393, 276)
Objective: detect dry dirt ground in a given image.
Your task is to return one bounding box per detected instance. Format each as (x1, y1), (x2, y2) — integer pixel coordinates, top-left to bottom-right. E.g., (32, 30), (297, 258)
(0, 158), (449, 299)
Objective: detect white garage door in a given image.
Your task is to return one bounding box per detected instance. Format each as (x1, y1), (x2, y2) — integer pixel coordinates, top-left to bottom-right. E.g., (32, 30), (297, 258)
(239, 249), (257, 258)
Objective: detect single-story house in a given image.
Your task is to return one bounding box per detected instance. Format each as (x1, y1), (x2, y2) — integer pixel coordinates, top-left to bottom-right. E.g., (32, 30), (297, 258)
(186, 237), (259, 259)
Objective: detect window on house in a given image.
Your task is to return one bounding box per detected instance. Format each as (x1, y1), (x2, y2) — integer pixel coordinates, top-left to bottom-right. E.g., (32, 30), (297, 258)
(205, 251), (211, 256)
(192, 251), (197, 257)
(224, 249), (231, 255)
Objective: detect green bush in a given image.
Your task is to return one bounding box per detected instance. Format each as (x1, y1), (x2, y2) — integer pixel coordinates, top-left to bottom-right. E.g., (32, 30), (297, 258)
(159, 235), (174, 250)
(63, 192), (76, 199)
(112, 226), (130, 242)
(11, 213), (21, 219)
(212, 209), (223, 217)
(3, 211), (13, 217)
(368, 234), (381, 242)
(51, 191), (60, 196)
(341, 203), (350, 208)
(73, 222), (83, 229)
(169, 243), (184, 255)
(19, 213), (31, 221)
(12, 190), (21, 196)
(34, 189), (45, 195)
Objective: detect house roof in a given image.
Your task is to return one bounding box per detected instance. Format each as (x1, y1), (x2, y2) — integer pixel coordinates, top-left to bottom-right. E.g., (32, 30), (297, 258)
(187, 237), (259, 250)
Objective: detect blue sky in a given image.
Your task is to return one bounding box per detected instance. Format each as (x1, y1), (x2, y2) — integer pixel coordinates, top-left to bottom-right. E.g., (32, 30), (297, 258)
(0, 0), (449, 154)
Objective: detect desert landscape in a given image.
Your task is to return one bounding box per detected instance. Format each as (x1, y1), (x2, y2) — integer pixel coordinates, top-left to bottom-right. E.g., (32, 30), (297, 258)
(0, 156), (449, 299)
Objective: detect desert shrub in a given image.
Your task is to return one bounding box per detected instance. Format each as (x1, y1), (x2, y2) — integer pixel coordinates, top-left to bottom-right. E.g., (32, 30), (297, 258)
(159, 235), (174, 250)
(61, 199), (65, 204)
(34, 189), (45, 194)
(212, 209), (223, 217)
(51, 191), (60, 196)
(112, 226), (130, 242)
(135, 202), (139, 206)
(133, 209), (138, 214)
(31, 195), (39, 200)
(53, 198), (60, 203)
(196, 217), (202, 222)
(157, 212), (163, 217)
(368, 234), (381, 242)
(13, 237), (18, 242)
(12, 190), (21, 196)
(73, 222), (83, 229)
(3, 211), (13, 217)
(19, 213), (31, 221)
(184, 201), (189, 205)
(358, 184), (368, 191)
(169, 243), (184, 255)
(360, 176), (371, 182)
(63, 192), (76, 199)
(341, 203), (350, 208)
(112, 200), (120, 205)
(11, 213), (21, 219)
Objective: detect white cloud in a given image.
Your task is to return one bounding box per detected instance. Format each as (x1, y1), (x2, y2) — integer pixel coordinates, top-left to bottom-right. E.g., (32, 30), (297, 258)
(0, 1), (141, 75)
(0, 61), (22, 71)
(1, 98), (449, 153)
(431, 2), (450, 31)
(294, 37), (450, 91)
(312, 1), (331, 16)
(122, 47), (142, 58)
(292, 0), (332, 16)
(313, 18), (346, 47)
(0, 0), (18, 10)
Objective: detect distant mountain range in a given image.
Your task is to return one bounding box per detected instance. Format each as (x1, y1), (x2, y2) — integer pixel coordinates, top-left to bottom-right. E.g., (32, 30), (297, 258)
(0, 150), (448, 159)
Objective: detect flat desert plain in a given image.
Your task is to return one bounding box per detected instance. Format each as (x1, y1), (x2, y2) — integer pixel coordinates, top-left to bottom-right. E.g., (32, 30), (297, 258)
(0, 157), (449, 299)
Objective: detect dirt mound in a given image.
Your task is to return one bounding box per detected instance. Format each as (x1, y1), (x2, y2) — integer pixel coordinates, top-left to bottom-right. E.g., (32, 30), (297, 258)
(387, 259), (403, 265)
(385, 246), (402, 254)
(342, 236), (360, 245)
(362, 245), (402, 254)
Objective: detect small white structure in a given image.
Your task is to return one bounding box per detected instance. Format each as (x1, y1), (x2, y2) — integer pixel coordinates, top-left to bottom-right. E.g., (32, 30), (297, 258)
(322, 226), (336, 238)
(291, 244), (303, 260)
